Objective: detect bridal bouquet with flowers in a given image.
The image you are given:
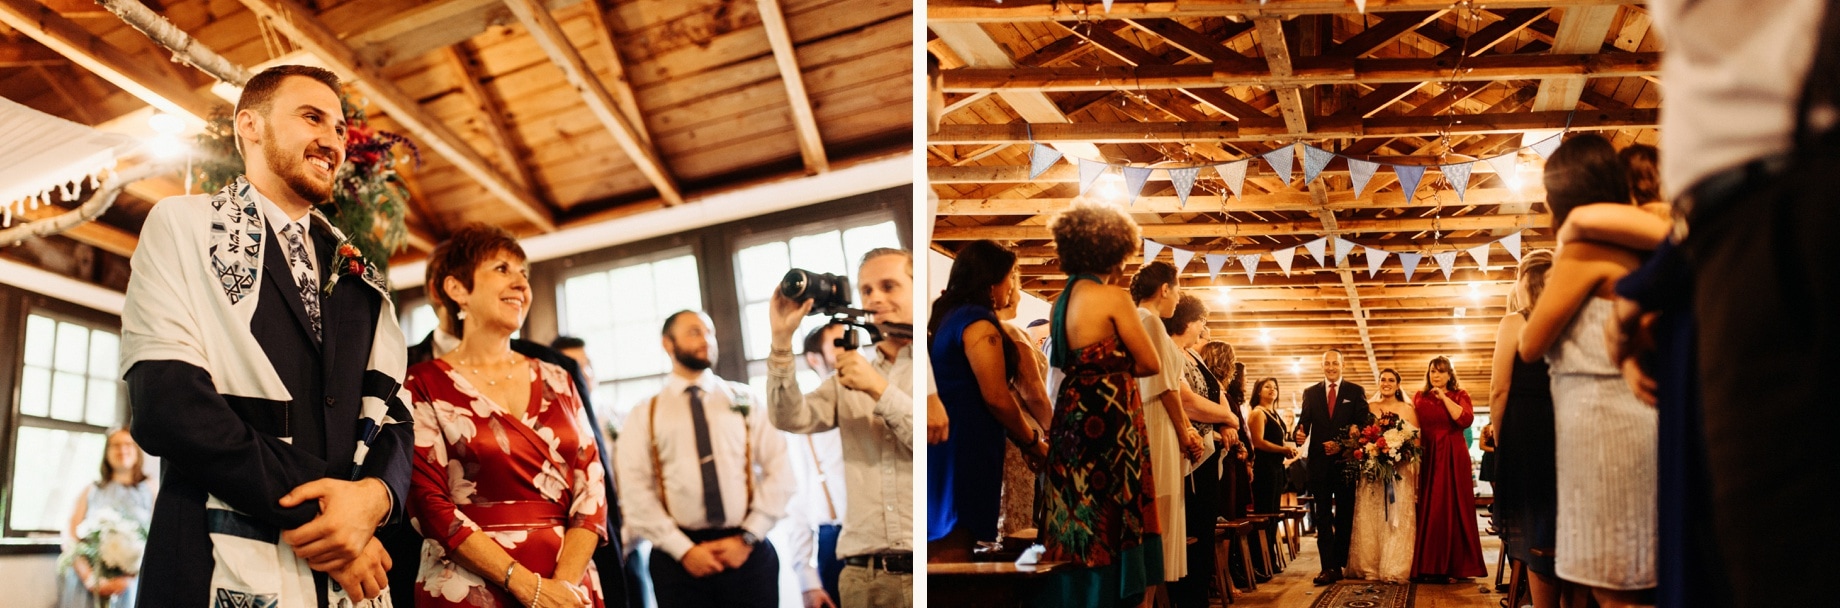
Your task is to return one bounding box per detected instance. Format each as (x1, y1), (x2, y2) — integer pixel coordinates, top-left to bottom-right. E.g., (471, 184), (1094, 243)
(1334, 411), (1421, 484)
(61, 507), (148, 580)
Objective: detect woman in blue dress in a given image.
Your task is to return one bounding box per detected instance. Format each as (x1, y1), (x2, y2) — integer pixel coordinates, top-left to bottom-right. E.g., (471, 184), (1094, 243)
(928, 239), (1051, 561)
(59, 429), (156, 608)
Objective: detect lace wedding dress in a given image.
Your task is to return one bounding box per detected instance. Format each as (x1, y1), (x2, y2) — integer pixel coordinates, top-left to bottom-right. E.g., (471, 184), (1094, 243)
(1344, 420), (1419, 583)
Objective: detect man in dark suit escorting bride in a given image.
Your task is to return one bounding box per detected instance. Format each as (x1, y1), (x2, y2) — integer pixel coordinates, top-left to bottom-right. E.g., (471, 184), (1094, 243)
(1294, 349), (1370, 585)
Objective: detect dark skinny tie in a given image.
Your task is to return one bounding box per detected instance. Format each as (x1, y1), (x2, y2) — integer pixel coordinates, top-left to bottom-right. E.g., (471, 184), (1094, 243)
(686, 385), (726, 526)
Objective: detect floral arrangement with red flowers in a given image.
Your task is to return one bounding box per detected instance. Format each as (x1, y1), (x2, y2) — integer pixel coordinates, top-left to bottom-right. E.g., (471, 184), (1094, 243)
(195, 94), (419, 277)
(1332, 411), (1421, 485)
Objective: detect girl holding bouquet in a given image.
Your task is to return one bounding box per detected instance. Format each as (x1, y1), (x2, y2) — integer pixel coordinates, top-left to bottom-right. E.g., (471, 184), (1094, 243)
(60, 429), (155, 608)
(1345, 369), (1420, 582)
(1410, 357), (1488, 581)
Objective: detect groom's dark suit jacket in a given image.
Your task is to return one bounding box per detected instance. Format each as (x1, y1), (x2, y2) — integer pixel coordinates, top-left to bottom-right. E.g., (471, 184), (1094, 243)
(128, 220), (413, 607)
(1297, 378), (1370, 487)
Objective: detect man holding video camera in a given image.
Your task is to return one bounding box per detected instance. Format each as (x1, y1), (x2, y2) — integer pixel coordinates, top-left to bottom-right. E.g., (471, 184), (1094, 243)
(766, 248), (915, 608)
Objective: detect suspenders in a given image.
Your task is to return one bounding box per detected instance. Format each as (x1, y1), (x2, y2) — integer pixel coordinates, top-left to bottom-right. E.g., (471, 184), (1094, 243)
(646, 381), (756, 523)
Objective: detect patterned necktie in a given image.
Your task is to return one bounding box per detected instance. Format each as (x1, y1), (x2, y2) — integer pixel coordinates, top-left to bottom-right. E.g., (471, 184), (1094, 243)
(280, 223), (321, 340)
(686, 385), (726, 527)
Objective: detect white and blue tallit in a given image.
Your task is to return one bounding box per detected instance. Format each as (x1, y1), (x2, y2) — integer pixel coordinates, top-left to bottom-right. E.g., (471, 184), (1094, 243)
(121, 176), (407, 608)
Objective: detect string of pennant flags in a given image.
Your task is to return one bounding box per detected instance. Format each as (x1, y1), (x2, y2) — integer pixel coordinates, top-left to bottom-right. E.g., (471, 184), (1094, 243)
(1091, 0), (1385, 17)
(1145, 230), (1526, 284)
(1029, 132), (1564, 207)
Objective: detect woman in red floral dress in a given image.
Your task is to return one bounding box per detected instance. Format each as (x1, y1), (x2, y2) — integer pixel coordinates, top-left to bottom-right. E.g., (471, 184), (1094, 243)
(407, 226), (607, 607)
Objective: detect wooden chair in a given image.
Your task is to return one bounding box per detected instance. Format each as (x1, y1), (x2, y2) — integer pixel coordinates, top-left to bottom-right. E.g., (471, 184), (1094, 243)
(1241, 514), (1279, 576)
(1215, 520), (1259, 592)
(1279, 507), (1307, 559)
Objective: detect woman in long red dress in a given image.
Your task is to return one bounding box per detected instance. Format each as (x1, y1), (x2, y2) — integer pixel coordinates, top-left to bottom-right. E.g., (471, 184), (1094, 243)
(1410, 356), (1487, 581)
(407, 225), (607, 607)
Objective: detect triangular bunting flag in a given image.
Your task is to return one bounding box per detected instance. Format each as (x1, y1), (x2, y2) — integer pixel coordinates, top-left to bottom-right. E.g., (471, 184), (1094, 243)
(1394, 164), (1427, 200)
(1168, 167), (1200, 207)
(1348, 158), (1380, 197)
(1261, 146), (1296, 185)
(1143, 239), (1165, 263)
(1483, 154), (1519, 190)
(1272, 247), (1296, 276)
(1530, 133), (1562, 159)
(1121, 166), (1153, 205)
(1434, 251), (1459, 280)
(1238, 253), (1262, 283)
(1215, 160), (1249, 200)
(1303, 238), (1327, 267)
(1029, 144), (1063, 180)
(1501, 231), (1523, 261)
(1441, 162), (1474, 202)
(1303, 145), (1337, 184)
(1355, 0), (1368, 12)
(1206, 253), (1229, 281)
(1171, 248), (1197, 273)
(1102, 0), (1114, 11)
(1467, 242), (1492, 271)
(1333, 237), (1356, 266)
(1365, 247), (1390, 278)
(1079, 159), (1107, 196)
(1399, 252), (1423, 282)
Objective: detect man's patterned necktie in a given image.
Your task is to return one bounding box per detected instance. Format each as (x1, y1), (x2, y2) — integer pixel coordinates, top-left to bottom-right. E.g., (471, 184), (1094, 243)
(280, 223), (321, 340)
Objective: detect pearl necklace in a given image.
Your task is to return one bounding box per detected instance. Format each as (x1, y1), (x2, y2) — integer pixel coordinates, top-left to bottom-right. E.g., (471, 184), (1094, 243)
(456, 355), (521, 386)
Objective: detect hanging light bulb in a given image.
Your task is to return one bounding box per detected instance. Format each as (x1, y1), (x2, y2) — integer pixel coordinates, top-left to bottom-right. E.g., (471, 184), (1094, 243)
(1259, 327), (1273, 345)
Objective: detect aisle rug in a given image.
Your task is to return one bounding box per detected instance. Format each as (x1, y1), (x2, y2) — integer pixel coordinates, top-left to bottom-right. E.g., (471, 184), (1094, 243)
(1308, 580), (1415, 608)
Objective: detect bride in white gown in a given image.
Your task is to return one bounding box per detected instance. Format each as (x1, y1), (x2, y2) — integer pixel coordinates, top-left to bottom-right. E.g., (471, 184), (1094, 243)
(1345, 368), (1420, 583)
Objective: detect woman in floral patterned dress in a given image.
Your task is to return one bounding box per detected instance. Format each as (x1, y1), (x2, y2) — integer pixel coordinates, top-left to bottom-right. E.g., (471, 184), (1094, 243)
(407, 225), (607, 607)
(1035, 204), (1166, 606)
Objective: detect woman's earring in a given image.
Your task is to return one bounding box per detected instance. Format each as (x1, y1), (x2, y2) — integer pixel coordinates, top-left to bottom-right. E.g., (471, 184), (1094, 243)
(457, 309), (468, 320)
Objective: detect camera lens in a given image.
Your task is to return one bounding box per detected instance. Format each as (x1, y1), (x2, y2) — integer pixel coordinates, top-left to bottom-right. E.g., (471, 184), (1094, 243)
(779, 269), (851, 315)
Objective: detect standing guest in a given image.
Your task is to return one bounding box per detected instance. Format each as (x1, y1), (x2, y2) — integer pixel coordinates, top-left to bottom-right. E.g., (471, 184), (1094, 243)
(406, 227), (610, 607)
(1293, 349), (1369, 585)
(1520, 134), (1656, 608)
(1026, 318), (1052, 355)
(767, 248), (917, 607)
(1638, 3), (1833, 604)
(1035, 203), (1165, 606)
(926, 240), (1048, 560)
(1490, 249), (1562, 608)
(995, 289), (1054, 539)
(122, 65), (408, 606)
(1130, 262), (1209, 597)
(1409, 357), (1487, 582)
(1165, 299), (1243, 607)
(59, 429), (156, 608)
(393, 229), (627, 608)
(618, 311), (794, 608)
(781, 323), (849, 608)
(1245, 378), (1296, 518)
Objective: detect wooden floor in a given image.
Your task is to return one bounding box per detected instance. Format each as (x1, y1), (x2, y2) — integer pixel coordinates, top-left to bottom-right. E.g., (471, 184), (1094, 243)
(1226, 515), (1510, 608)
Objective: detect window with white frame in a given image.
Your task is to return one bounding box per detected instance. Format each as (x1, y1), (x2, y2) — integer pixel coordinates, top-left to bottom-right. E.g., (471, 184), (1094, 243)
(7, 312), (127, 536)
(557, 251), (702, 433)
(401, 301), (439, 345)
(733, 214), (902, 395)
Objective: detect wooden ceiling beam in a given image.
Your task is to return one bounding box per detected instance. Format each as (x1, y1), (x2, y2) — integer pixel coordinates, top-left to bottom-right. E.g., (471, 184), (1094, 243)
(937, 211), (1547, 240)
(0, 0), (223, 119)
(234, 0), (558, 231)
(931, 108), (1656, 143)
(580, 0), (650, 146)
(443, 43), (541, 193)
(758, 0), (828, 174)
(941, 51), (1659, 92)
(1532, 4), (1619, 111)
(1070, 20), (1280, 125)
(936, 188), (1544, 214)
(1330, 10), (1448, 58)
(344, 0), (581, 69)
(927, 0), (1639, 23)
(0, 43), (65, 67)
(13, 200), (139, 257)
(503, 0), (684, 205)
(930, 22), (1106, 161)
(1253, 17), (1310, 134)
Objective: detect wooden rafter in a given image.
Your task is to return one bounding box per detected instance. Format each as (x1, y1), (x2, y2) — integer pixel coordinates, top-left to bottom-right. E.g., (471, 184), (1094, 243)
(932, 108), (1656, 143)
(1253, 17), (1309, 134)
(1532, 5), (1618, 111)
(941, 51), (1659, 92)
(502, 0), (683, 206)
(1068, 21), (1278, 125)
(934, 212), (1548, 240)
(0, 0), (222, 119)
(234, 0), (558, 231)
(927, 0), (1641, 22)
(934, 188), (1544, 214)
(579, 0), (649, 146)
(757, 0), (828, 174)
(930, 21), (1106, 161)
(442, 43), (540, 193)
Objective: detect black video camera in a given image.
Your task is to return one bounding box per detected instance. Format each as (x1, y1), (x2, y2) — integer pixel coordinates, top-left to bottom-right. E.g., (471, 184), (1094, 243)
(778, 268), (913, 351)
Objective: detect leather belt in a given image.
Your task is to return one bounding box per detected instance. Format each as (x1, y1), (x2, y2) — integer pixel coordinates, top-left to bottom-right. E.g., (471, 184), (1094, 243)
(843, 552), (913, 573)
